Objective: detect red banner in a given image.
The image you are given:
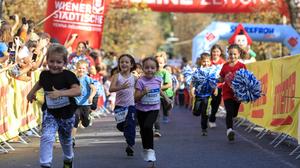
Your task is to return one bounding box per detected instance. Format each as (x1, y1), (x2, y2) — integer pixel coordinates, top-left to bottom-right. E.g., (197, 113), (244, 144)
(44, 0), (106, 49)
(111, 0), (288, 14)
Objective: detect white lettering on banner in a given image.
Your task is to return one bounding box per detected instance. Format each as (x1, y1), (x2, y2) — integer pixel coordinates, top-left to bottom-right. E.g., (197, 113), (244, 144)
(130, 0), (267, 5)
(130, 0), (192, 5)
(181, 0), (193, 5)
(200, 0), (267, 5)
(55, 1), (103, 14)
(53, 11), (103, 24)
(53, 0), (104, 32)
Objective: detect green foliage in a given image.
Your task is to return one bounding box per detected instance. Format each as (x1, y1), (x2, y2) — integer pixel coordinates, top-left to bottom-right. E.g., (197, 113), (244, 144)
(101, 5), (163, 58)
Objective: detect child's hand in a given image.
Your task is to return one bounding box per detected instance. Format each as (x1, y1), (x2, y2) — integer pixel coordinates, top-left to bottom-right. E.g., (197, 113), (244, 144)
(213, 89), (218, 96)
(88, 97), (93, 104)
(142, 87), (149, 95)
(71, 33), (78, 39)
(26, 92), (36, 103)
(121, 80), (130, 89)
(48, 86), (61, 99)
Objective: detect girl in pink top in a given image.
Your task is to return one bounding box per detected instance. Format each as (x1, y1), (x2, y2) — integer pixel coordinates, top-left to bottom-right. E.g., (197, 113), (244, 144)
(209, 44), (226, 128)
(109, 54), (137, 156)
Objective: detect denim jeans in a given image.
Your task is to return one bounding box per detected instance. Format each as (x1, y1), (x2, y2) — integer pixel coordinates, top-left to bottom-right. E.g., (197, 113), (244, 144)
(40, 110), (75, 167)
(115, 105), (136, 147)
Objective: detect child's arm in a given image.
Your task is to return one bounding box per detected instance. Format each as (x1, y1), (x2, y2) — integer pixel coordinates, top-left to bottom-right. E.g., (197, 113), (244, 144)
(109, 74), (130, 92)
(27, 81), (42, 103)
(213, 88), (218, 96)
(48, 84), (81, 99)
(161, 82), (172, 91)
(189, 83), (195, 99)
(88, 83), (97, 104)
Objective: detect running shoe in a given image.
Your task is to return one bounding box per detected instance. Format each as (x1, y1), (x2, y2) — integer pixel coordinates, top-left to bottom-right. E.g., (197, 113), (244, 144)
(126, 145), (134, 156)
(227, 128), (235, 141)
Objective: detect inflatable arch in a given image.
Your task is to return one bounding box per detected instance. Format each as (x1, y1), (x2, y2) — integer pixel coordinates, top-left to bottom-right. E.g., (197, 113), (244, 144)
(192, 22), (300, 64)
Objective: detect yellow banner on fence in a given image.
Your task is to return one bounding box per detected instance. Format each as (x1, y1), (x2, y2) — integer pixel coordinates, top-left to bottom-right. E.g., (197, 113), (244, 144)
(13, 78), (39, 133)
(241, 55), (300, 140)
(0, 73), (19, 141)
(0, 71), (42, 142)
(244, 60), (274, 128)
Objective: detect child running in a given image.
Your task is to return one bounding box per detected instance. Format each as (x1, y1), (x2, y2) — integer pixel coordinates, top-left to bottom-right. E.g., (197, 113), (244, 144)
(135, 57), (162, 163)
(109, 54), (137, 156)
(209, 44), (226, 128)
(154, 51), (173, 137)
(72, 60), (97, 147)
(190, 53), (214, 136)
(27, 44), (81, 168)
(219, 44), (246, 141)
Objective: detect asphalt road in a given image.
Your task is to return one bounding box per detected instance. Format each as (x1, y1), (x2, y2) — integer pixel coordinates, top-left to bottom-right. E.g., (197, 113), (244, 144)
(0, 106), (300, 168)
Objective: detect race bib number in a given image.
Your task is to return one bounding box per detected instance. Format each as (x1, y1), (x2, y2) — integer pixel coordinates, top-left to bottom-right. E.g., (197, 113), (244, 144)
(141, 88), (160, 105)
(114, 107), (128, 124)
(45, 94), (70, 109)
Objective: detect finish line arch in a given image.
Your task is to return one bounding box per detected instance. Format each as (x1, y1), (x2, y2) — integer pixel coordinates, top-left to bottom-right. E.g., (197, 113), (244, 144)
(44, 0), (288, 49)
(192, 22), (300, 64)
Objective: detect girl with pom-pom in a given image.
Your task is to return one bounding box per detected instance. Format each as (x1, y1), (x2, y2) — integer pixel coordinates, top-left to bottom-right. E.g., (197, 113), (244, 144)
(219, 44), (246, 141)
(190, 53), (216, 136)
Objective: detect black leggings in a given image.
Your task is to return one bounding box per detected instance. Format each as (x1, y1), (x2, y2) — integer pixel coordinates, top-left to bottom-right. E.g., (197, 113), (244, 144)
(193, 97), (209, 129)
(224, 99), (241, 129)
(137, 110), (159, 149)
(209, 88), (222, 122)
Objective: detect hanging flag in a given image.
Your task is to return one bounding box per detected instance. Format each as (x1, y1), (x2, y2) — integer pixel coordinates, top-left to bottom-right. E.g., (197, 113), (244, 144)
(44, 0), (107, 49)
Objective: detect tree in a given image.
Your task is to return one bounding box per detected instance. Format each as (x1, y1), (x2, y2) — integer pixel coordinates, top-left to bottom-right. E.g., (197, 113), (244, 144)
(101, 4), (163, 58)
(2, 0), (46, 33)
(285, 0), (300, 31)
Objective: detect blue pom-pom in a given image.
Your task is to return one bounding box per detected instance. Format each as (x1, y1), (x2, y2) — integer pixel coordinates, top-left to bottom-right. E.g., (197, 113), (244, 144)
(192, 66), (218, 94)
(182, 66), (194, 86)
(231, 69), (262, 102)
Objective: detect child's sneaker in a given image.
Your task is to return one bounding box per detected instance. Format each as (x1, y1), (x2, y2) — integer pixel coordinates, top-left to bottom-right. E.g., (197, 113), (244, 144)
(63, 159), (73, 168)
(154, 131), (161, 137)
(147, 149), (156, 162)
(208, 122), (217, 128)
(126, 145), (134, 156)
(227, 128), (235, 141)
(202, 129), (208, 136)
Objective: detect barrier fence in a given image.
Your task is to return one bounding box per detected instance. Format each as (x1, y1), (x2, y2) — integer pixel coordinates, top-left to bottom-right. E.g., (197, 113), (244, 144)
(238, 55), (300, 142)
(0, 71), (41, 145)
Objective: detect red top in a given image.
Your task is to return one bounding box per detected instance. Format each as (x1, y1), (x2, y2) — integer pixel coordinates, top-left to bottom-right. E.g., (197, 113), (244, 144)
(90, 73), (103, 82)
(211, 57), (226, 65)
(220, 61), (246, 100)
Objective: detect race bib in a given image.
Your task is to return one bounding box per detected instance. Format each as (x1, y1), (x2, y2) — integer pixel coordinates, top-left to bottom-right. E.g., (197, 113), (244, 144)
(141, 88), (160, 105)
(114, 107), (128, 124)
(45, 94), (70, 109)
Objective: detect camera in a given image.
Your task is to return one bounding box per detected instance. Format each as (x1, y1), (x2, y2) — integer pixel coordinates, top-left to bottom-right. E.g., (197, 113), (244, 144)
(22, 17), (27, 24)
(32, 53), (37, 62)
(9, 15), (15, 20)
